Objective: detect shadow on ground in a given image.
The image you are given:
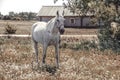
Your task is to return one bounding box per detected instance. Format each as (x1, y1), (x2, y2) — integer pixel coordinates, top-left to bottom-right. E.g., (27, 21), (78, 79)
(32, 64), (57, 75)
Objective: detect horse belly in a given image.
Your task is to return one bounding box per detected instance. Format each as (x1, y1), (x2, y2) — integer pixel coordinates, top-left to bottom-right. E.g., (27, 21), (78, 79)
(33, 31), (44, 43)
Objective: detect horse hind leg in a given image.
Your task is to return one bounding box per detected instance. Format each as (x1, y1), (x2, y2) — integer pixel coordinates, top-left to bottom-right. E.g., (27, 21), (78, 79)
(33, 41), (39, 67)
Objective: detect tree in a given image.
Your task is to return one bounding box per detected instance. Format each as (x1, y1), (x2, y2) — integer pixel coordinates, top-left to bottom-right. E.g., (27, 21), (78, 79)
(28, 12), (37, 20)
(0, 12), (3, 19)
(55, 0), (120, 52)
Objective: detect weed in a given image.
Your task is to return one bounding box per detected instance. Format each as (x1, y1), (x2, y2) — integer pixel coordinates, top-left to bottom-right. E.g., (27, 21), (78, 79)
(60, 42), (67, 48)
(4, 22), (17, 34)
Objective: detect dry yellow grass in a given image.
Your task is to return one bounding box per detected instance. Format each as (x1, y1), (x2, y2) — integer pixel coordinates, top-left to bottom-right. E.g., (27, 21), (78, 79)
(0, 20), (35, 34)
(0, 37), (120, 80)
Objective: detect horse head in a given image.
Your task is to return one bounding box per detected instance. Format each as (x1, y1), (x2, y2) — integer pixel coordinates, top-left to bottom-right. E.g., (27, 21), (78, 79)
(55, 11), (65, 34)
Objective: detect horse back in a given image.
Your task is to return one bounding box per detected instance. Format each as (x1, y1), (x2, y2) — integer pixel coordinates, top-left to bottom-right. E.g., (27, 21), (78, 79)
(32, 22), (47, 43)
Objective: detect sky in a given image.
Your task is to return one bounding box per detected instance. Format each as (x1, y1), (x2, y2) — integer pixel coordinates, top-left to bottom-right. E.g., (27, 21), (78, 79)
(0, 0), (66, 15)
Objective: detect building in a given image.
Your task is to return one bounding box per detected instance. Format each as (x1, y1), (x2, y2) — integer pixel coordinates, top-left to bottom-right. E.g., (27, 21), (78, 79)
(37, 6), (97, 28)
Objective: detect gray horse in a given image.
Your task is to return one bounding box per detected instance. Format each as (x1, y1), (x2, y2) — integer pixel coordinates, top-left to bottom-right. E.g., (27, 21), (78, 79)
(32, 11), (65, 68)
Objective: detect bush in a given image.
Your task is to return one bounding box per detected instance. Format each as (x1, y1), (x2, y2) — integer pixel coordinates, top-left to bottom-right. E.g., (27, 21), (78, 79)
(4, 23), (17, 34)
(98, 22), (120, 52)
(2, 16), (11, 20)
(72, 40), (98, 50)
(60, 42), (67, 48)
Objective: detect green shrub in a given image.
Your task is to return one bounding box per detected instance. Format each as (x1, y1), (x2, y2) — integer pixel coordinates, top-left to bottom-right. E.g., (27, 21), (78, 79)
(0, 38), (5, 45)
(72, 40), (98, 50)
(61, 42), (67, 48)
(98, 22), (120, 52)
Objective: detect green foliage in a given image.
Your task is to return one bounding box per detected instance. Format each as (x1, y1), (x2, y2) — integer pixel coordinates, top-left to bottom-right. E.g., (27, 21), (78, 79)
(1, 12), (37, 20)
(98, 23), (120, 52)
(55, 0), (120, 52)
(73, 40), (98, 50)
(61, 42), (67, 48)
(0, 38), (5, 45)
(60, 40), (98, 51)
(96, 1), (120, 52)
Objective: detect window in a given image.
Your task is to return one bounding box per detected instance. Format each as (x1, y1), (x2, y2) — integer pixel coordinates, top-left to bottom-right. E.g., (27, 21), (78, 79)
(70, 18), (75, 24)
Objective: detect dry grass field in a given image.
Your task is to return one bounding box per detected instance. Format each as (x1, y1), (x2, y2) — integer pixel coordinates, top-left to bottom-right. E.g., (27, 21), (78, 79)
(0, 20), (120, 80)
(0, 37), (120, 80)
(0, 20), (98, 35)
(0, 20), (35, 34)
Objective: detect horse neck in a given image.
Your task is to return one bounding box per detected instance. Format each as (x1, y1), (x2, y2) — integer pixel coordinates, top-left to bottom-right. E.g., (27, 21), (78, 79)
(46, 18), (56, 33)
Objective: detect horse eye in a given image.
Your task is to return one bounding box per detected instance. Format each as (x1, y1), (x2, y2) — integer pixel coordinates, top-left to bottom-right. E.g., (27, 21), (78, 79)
(57, 19), (60, 22)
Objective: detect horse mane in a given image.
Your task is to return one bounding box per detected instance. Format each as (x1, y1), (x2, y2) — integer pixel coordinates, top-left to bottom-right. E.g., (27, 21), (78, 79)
(46, 17), (56, 32)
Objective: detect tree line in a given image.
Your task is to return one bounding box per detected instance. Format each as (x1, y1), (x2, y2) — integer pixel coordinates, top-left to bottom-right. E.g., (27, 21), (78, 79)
(0, 12), (37, 21)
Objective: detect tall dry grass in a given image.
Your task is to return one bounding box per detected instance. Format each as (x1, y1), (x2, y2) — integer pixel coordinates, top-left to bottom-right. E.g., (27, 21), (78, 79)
(0, 37), (120, 80)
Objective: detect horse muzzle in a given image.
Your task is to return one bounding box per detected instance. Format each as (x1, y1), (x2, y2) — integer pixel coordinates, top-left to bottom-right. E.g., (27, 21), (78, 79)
(60, 29), (65, 34)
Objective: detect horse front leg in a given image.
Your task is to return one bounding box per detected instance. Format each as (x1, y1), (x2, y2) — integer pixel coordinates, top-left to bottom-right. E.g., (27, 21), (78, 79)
(55, 43), (60, 68)
(42, 44), (47, 66)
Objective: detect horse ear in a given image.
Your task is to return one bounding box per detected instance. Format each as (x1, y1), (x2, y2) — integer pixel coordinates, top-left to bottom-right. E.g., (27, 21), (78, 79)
(56, 11), (59, 17)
